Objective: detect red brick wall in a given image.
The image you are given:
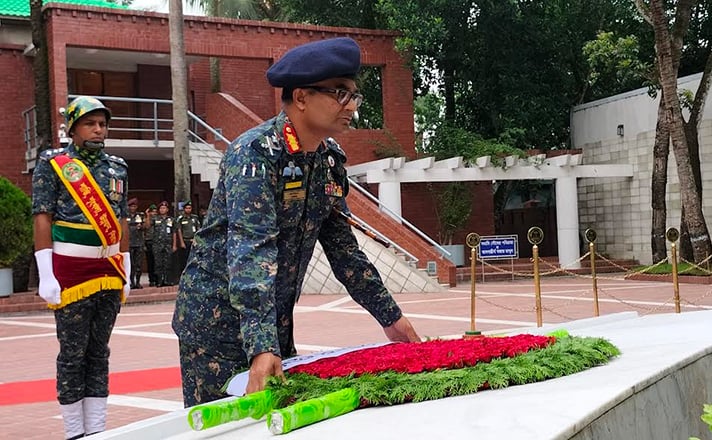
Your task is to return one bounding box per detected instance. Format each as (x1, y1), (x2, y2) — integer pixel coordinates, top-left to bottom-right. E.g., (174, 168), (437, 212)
(189, 59), (210, 118)
(0, 46), (35, 193)
(219, 58), (273, 121)
(41, 5), (415, 158)
(206, 93), (264, 149)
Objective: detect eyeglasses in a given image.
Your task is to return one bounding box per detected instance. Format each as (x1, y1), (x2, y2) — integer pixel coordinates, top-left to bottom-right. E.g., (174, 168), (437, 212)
(300, 86), (364, 108)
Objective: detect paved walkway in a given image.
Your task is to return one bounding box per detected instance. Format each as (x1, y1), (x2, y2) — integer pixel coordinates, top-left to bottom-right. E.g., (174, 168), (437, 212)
(1, 275), (711, 439)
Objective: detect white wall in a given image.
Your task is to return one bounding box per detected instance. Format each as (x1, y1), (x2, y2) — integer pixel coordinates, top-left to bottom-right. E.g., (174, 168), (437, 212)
(571, 73), (712, 264)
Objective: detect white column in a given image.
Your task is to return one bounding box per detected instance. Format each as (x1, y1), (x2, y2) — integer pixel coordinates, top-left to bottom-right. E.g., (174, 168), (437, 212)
(378, 181), (402, 221)
(555, 177), (581, 269)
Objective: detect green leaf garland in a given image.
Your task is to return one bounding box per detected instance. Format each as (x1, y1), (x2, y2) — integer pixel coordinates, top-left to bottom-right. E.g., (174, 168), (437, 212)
(267, 336), (620, 409)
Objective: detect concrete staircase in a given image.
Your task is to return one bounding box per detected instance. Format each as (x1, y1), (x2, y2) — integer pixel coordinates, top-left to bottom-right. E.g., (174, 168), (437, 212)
(189, 141), (222, 189)
(303, 228), (444, 294)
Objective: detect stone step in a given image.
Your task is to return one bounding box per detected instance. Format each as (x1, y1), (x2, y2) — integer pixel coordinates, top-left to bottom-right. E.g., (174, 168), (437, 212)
(0, 286), (178, 315)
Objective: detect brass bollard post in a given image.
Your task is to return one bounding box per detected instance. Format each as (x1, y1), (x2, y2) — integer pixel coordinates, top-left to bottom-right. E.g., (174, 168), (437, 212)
(533, 244), (543, 327)
(465, 233), (482, 338)
(590, 242), (599, 316)
(671, 242), (680, 313)
(527, 227), (544, 327)
(666, 228), (681, 314)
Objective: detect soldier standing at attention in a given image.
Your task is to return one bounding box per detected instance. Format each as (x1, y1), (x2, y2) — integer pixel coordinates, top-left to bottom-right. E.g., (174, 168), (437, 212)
(127, 198), (144, 289)
(32, 96), (130, 439)
(175, 200), (201, 276)
(147, 201), (175, 287)
(143, 203), (158, 287)
(172, 37), (420, 407)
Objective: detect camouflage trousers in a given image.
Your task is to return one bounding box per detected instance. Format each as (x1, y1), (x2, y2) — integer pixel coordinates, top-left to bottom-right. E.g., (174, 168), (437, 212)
(129, 246), (143, 286)
(54, 289), (121, 405)
(177, 337), (249, 407)
(153, 243), (173, 285)
(144, 241), (156, 285)
(176, 240), (192, 277)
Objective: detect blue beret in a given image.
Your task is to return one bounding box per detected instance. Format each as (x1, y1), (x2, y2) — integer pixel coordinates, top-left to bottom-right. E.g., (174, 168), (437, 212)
(267, 37), (361, 88)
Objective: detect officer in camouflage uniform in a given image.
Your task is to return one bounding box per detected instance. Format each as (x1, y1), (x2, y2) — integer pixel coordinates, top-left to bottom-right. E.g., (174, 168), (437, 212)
(127, 198), (144, 289)
(175, 200), (201, 276)
(143, 203), (158, 286)
(147, 201), (175, 287)
(32, 96), (130, 439)
(172, 38), (420, 407)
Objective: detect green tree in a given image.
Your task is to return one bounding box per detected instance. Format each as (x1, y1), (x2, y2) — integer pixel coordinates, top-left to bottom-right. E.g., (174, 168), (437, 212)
(582, 31), (653, 101)
(635, 0), (712, 264)
(0, 177), (33, 268)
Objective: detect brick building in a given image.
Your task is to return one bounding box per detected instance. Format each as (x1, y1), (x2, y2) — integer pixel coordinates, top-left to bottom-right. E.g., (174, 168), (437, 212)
(1, 0), (498, 285)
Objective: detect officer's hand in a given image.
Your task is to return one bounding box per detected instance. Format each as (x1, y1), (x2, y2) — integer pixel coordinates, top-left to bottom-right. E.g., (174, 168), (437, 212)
(383, 316), (421, 343)
(246, 352), (284, 394)
(34, 249), (62, 305)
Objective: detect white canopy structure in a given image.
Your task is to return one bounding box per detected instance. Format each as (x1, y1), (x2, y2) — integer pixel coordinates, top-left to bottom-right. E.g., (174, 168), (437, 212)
(346, 153), (634, 269)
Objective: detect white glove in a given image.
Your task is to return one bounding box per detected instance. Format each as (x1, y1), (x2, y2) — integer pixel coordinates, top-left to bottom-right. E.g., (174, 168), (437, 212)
(34, 249), (62, 305)
(122, 252), (131, 301)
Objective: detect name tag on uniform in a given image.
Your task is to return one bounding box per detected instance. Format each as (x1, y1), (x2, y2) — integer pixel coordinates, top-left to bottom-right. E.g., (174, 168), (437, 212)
(284, 189), (306, 201)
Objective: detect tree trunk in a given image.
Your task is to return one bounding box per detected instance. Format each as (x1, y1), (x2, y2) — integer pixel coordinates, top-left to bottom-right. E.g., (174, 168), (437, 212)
(169, 0), (191, 208)
(210, 57), (221, 93)
(208, 1), (221, 93)
(679, 50), (712, 261)
(679, 120), (702, 261)
(650, 97), (669, 263)
(30, 0), (52, 152)
(650, 0), (711, 263)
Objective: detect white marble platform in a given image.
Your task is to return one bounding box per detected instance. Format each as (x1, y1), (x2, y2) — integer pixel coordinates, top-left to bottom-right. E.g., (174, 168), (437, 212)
(92, 310), (712, 440)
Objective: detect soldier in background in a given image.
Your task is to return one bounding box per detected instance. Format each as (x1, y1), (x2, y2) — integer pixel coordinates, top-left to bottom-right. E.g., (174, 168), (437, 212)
(127, 198), (144, 289)
(143, 204), (157, 287)
(146, 201), (175, 287)
(175, 200), (201, 276)
(198, 206), (208, 224)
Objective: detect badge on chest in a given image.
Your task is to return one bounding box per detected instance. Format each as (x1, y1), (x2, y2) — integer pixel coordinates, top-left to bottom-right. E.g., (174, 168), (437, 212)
(283, 180), (306, 201)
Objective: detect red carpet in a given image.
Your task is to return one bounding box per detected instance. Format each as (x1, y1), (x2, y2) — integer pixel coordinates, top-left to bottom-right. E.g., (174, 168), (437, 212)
(0, 367), (182, 406)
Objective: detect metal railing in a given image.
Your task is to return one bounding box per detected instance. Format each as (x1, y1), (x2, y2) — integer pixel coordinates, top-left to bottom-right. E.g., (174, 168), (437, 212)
(347, 177), (451, 258)
(67, 95), (174, 145)
(188, 110), (230, 145)
(23, 95), (430, 266)
(349, 213), (418, 264)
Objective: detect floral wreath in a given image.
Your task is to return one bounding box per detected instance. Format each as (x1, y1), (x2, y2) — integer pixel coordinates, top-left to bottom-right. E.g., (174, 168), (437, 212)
(187, 331), (620, 435)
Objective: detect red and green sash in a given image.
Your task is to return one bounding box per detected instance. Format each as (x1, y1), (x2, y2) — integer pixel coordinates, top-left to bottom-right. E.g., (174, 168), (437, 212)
(49, 155), (126, 308)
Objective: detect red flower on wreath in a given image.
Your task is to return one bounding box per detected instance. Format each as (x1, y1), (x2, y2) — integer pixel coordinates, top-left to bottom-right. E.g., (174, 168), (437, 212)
(289, 334), (555, 379)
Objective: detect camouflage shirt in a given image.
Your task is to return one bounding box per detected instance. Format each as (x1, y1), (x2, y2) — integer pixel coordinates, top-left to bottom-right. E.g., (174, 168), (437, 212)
(32, 143), (129, 224)
(128, 212), (145, 248)
(172, 112), (403, 362)
(176, 214), (201, 240)
(150, 215), (174, 245)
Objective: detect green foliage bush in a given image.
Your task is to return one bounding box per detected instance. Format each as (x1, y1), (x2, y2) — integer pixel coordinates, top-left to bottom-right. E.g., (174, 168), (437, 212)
(0, 177), (33, 268)
(689, 403), (712, 440)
